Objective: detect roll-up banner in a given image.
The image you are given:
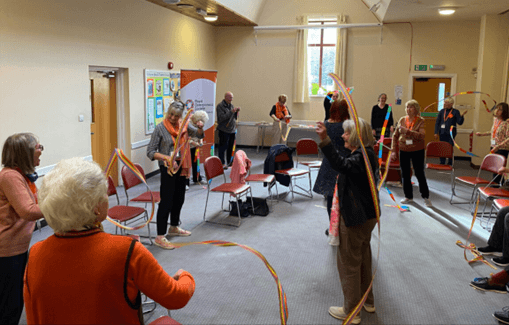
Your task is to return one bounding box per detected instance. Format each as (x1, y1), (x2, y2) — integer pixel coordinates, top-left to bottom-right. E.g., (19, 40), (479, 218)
(180, 69), (217, 163)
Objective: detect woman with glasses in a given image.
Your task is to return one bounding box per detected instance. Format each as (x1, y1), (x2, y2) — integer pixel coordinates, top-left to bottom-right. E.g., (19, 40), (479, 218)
(0, 133), (44, 324)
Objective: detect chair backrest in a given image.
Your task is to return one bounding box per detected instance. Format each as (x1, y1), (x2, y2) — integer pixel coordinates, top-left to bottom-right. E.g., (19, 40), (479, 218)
(481, 153), (507, 174)
(107, 176), (120, 204)
(426, 141), (453, 159)
(121, 163), (146, 191)
(296, 139), (318, 156)
(204, 156), (224, 181)
(274, 151), (290, 163)
(374, 138), (392, 162)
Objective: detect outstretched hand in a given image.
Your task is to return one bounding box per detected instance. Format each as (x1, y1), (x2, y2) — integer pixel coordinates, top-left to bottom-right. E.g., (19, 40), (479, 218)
(316, 121), (328, 141)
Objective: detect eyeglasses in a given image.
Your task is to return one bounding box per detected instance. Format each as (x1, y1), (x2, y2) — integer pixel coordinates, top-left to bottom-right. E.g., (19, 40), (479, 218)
(36, 144), (44, 151)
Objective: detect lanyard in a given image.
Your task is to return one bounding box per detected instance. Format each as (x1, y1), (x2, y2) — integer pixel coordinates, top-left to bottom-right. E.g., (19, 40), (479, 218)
(443, 109), (453, 122)
(406, 116), (417, 130)
(493, 119), (502, 138)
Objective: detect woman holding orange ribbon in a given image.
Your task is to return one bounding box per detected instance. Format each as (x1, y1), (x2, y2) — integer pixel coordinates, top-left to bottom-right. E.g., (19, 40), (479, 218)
(270, 94), (292, 145)
(391, 100), (432, 207)
(434, 97), (467, 165)
(147, 101), (192, 249)
(476, 102), (509, 185)
(0, 133), (44, 324)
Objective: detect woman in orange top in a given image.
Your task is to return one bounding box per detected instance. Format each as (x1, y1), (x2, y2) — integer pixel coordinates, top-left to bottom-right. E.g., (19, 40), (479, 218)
(0, 133), (44, 325)
(24, 158), (195, 324)
(391, 100), (432, 207)
(476, 102), (509, 185)
(270, 94), (292, 145)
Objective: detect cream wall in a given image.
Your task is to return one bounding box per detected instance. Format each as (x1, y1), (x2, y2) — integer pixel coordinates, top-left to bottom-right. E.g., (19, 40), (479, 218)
(216, 0), (266, 24)
(1, 0), (216, 174)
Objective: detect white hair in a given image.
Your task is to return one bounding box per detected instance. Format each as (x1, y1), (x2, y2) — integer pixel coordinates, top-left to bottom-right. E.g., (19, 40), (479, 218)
(444, 97), (454, 105)
(38, 158), (107, 233)
(191, 110), (209, 125)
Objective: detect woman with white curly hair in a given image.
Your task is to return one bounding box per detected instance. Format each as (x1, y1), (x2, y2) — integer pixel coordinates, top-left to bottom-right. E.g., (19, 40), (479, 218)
(23, 158), (195, 324)
(187, 110), (209, 186)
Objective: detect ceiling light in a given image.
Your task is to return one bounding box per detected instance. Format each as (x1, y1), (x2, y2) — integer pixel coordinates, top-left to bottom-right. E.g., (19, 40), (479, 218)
(176, 3), (193, 9)
(196, 8), (207, 16)
(163, 0), (180, 4)
(438, 8), (455, 15)
(204, 14), (218, 22)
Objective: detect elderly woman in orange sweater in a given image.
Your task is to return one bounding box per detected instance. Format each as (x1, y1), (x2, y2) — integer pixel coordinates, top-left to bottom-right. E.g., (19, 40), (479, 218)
(0, 133), (44, 325)
(391, 99), (431, 207)
(24, 158), (195, 324)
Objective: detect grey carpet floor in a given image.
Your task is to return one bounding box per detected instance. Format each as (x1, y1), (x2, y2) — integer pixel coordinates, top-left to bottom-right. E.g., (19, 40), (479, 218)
(23, 147), (506, 325)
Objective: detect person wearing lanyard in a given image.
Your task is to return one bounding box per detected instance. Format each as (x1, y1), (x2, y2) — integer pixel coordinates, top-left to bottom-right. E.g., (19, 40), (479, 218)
(434, 97), (467, 165)
(476, 102), (509, 186)
(390, 100), (432, 207)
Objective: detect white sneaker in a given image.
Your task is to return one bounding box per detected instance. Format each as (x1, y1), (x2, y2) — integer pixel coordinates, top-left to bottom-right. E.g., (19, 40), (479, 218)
(185, 185), (189, 191)
(328, 236), (339, 246)
(400, 198), (413, 204)
(424, 198), (432, 207)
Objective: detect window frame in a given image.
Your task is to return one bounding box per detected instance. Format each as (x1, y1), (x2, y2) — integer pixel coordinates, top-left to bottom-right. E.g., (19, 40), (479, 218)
(307, 18), (337, 94)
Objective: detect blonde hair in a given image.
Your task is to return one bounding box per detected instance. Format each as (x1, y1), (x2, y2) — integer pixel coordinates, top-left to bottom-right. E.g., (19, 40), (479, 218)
(405, 99), (421, 114)
(2, 133), (39, 174)
(39, 158), (108, 233)
(191, 110), (209, 125)
(164, 100), (185, 120)
(343, 118), (375, 148)
(278, 94), (287, 103)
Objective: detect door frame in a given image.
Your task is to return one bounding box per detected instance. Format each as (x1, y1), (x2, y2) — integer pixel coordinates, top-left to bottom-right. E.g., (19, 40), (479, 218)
(408, 72), (457, 103)
(89, 66), (128, 185)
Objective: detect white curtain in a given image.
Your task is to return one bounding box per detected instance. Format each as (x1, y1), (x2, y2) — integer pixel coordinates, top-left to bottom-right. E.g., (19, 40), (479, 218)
(335, 14), (347, 83)
(293, 16), (309, 103)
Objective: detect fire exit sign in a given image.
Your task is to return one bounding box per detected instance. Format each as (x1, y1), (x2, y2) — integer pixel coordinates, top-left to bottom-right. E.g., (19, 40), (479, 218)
(414, 65), (427, 71)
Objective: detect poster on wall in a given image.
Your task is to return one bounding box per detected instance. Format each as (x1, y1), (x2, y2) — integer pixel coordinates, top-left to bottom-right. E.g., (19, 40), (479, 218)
(144, 69), (180, 134)
(180, 69), (217, 162)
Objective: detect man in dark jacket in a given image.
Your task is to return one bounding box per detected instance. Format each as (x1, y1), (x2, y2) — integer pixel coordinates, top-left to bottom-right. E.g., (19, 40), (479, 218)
(216, 92), (239, 168)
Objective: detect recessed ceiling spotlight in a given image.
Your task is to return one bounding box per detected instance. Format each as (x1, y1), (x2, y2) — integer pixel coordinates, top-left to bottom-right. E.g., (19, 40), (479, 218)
(176, 3), (193, 9)
(204, 14), (218, 22)
(196, 8), (207, 16)
(438, 8), (456, 15)
(163, 0), (181, 4)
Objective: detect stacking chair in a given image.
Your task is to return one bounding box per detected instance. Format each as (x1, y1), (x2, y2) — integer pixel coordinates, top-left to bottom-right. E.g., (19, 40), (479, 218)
(482, 198), (509, 231)
(203, 156), (254, 227)
(425, 141), (454, 194)
(245, 170), (279, 202)
(375, 138), (406, 185)
(275, 151), (312, 203)
(107, 176), (152, 245)
(295, 138), (322, 173)
(121, 163), (161, 206)
(450, 153), (506, 205)
(477, 187), (509, 228)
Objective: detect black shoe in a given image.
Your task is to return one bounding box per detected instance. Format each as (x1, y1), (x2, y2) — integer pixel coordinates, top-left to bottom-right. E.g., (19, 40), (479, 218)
(493, 257), (509, 267)
(494, 306), (509, 324)
(470, 277), (507, 293)
(325, 229), (329, 236)
(477, 245), (503, 257)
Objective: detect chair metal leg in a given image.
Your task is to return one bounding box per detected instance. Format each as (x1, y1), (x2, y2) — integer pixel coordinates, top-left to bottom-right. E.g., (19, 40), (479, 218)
(203, 189), (210, 221)
(249, 188), (255, 214)
(235, 197), (241, 227)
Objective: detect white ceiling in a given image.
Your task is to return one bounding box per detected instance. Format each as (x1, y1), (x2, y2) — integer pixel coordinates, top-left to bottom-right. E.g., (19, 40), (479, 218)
(377, 0), (509, 23)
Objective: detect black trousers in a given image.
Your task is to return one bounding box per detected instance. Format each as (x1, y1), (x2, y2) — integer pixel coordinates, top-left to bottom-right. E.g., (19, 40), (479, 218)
(157, 165), (187, 235)
(399, 149), (430, 199)
(0, 251), (28, 325)
(488, 206), (509, 258)
(218, 130), (236, 166)
(190, 147), (202, 183)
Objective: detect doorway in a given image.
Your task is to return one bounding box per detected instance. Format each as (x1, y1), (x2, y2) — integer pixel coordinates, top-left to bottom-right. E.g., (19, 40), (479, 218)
(410, 74), (456, 145)
(89, 69), (119, 185)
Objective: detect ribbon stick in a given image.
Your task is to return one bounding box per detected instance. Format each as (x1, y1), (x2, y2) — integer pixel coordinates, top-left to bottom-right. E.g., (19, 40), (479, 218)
(105, 149), (156, 231)
(385, 187), (410, 212)
(164, 109), (193, 176)
(422, 91), (497, 113)
(169, 240), (289, 325)
(278, 120), (293, 142)
(328, 73), (380, 325)
(449, 126), (479, 157)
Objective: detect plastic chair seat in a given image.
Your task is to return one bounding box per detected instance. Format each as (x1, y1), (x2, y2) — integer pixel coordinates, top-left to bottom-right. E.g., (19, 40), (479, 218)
(131, 192), (161, 203)
(299, 160), (322, 167)
(494, 199), (509, 210)
(148, 316), (181, 325)
(276, 168), (310, 177)
(108, 206), (146, 222)
(426, 163), (453, 171)
(478, 187), (509, 198)
(456, 176), (490, 186)
(381, 161), (401, 169)
(211, 183), (250, 195)
(245, 174), (275, 183)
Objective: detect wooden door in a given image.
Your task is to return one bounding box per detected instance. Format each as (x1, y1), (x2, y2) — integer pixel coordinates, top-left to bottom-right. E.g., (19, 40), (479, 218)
(90, 71), (118, 185)
(412, 77), (451, 146)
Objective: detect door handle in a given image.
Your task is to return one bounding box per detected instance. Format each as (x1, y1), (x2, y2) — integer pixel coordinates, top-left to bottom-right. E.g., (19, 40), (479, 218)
(91, 132), (95, 135)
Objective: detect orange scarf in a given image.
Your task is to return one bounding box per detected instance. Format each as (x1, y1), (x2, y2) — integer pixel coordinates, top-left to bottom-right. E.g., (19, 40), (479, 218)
(163, 118), (191, 177)
(275, 102), (289, 120)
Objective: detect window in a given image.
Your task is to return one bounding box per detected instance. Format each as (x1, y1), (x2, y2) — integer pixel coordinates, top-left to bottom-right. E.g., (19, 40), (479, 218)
(307, 18), (337, 96)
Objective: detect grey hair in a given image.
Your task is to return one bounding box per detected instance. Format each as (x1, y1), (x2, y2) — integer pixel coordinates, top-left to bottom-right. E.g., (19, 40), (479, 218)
(164, 100), (185, 119)
(343, 118), (375, 148)
(405, 99), (421, 114)
(444, 97), (454, 105)
(191, 110), (209, 124)
(38, 158), (108, 233)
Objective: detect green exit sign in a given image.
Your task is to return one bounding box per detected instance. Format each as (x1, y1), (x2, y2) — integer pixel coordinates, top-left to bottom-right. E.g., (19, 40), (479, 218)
(414, 65), (427, 71)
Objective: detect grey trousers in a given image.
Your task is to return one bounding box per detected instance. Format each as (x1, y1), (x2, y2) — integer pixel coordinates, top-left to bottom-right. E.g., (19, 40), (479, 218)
(337, 216), (377, 313)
